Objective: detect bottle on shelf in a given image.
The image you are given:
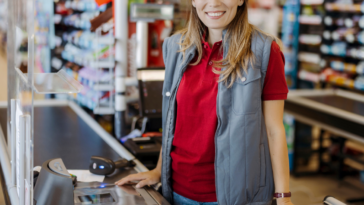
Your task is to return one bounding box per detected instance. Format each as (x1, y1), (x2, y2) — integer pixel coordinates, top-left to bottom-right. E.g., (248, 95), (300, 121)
(320, 42), (347, 56)
(324, 16), (344, 26)
(344, 15), (361, 28)
(331, 28), (358, 41)
(323, 30), (331, 40)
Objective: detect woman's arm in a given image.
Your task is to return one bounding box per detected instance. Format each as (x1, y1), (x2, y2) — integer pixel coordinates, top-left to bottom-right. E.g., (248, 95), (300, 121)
(263, 100), (293, 205)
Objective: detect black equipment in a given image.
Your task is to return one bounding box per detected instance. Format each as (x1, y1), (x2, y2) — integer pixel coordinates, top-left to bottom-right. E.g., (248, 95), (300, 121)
(34, 158), (76, 205)
(137, 67), (165, 118)
(124, 137), (162, 169)
(89, 156), (136, 176)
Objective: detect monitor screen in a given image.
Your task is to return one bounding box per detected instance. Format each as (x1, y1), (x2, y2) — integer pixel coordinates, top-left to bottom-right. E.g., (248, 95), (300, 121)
(137, 68), (165, 118)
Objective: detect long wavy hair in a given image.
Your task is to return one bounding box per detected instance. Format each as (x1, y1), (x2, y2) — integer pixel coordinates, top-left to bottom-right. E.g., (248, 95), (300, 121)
(176, 1), (282, 87)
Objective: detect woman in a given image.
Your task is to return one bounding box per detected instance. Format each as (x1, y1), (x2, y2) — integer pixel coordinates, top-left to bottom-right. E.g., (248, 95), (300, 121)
(116, 0), (293, 204)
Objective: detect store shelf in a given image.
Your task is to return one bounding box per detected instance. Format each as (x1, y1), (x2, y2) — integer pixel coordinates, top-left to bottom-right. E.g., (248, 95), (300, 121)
(322, 50), (364, 60)
(299, 34), (322, 45)
(299, 15), (322, 25)
(300, 0), (323, 5)
(325, 3), (361, 13)
(86, 60), (115, 68)
(15, 68), (83, 94)
(298, 52), (321, 64)
(93, 83), (114, 91)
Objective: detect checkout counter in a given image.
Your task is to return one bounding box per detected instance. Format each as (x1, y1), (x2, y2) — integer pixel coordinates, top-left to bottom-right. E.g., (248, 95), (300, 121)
(0, 100), (169, 205)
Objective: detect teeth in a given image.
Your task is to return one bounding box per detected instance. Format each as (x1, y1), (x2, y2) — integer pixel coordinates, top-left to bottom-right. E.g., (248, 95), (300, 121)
(207, 12), (224, 17)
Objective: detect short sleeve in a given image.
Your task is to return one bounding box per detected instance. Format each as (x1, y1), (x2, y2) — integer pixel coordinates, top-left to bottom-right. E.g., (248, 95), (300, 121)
(262, 41), (288, 101)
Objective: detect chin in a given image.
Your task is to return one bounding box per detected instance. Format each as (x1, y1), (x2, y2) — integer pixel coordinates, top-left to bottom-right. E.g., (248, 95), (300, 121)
(205, 22), (226, 29)
(205, 25), (226, 30)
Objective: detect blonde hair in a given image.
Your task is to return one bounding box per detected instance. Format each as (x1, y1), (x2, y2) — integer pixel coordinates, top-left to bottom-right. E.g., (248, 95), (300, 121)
(176, 1), (283, 88)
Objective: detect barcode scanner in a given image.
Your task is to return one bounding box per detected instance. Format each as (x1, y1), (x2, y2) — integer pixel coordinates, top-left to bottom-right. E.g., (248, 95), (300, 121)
(89, 156), (136, 175)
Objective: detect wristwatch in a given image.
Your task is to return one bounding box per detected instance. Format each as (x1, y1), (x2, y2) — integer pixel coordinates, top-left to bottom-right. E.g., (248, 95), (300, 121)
(274, 192), (291, 198)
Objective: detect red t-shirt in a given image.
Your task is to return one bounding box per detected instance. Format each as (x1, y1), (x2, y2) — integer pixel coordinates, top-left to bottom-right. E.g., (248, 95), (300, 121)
(171, 40), (288, 202)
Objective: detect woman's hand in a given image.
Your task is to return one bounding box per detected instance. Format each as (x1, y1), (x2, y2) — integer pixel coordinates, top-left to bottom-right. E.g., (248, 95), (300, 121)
(115, 169), (161, 188)
(276, 198), (294, 205)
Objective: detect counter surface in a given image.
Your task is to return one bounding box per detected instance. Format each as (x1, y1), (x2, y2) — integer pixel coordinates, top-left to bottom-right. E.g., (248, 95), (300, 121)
(0, 106), (135, 183)
(306, 95), (364, 116)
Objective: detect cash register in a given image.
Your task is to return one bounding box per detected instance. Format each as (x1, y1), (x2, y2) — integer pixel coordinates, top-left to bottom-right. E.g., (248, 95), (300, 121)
(34, 158), (169, 205)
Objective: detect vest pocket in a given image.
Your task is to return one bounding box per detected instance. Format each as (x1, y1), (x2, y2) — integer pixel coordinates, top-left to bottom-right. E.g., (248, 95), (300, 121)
(232, 68), (261, 115)
(260, 144), (266, 187)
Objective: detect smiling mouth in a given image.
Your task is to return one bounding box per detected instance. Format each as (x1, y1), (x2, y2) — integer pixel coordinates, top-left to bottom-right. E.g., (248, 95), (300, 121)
(206, 11), (226, 17)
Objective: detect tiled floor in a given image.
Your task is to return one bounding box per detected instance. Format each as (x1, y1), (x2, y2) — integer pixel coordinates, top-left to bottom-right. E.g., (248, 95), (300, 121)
(0, 178), (4, 205)
(290, 176), (364, 205)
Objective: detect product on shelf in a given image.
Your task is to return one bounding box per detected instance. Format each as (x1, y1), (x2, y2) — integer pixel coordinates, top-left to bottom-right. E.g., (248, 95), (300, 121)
(324, 16), (344, 26)
(299, 14), (322, 25)
(298, 52), (321, 64)
(320, 68), (355, 88)
(299, 34), (322, 45)
(320, 42), (347, 57)
(298, 69), (321, 82)
(354, 75), (364, 89)
(300, 0), (324, 5)
(330, 60), (356, 73)
(325, 2), (361, 12)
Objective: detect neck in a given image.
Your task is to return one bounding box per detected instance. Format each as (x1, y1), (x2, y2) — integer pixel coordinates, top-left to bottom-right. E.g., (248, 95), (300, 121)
(207, 28), (223, 47)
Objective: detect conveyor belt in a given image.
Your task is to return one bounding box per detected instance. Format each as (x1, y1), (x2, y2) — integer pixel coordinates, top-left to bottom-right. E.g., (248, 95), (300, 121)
(0, 106), (135, 184)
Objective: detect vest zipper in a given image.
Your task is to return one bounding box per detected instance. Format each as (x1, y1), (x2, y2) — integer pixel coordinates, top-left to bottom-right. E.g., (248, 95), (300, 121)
(215, 38), (227, 203)
(165, 53), (196, 143)
(164, 52), (195, 198)
(214, 81), (221, 204)
(167, 53), (196, 126)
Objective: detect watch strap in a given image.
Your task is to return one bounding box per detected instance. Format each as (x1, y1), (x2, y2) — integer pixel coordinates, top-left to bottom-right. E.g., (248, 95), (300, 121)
(274, 192), (291, 198)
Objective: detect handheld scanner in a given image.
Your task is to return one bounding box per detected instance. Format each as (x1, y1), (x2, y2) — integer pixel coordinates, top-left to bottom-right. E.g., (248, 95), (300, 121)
(89, 156), (136, 175)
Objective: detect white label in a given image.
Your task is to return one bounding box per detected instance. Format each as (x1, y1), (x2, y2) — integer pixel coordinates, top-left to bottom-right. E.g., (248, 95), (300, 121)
(52, 57), (63, 70)
(16, 103), (23, 196)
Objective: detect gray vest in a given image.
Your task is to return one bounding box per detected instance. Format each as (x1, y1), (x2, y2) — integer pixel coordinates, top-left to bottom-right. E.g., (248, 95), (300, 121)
(161, 30), (275, 205)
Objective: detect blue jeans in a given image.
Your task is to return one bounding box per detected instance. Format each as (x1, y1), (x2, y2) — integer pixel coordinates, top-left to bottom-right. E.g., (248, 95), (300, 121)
(173, 192), (218, 205)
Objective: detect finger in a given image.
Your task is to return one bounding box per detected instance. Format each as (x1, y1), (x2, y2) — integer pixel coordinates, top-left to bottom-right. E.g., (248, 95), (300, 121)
(115, 174), (146, 185)
(135, 179), (150, 188)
